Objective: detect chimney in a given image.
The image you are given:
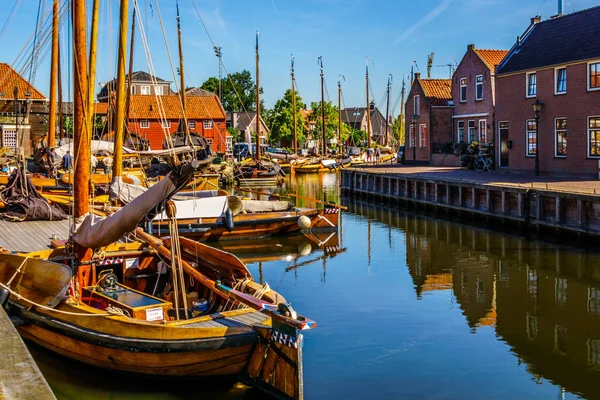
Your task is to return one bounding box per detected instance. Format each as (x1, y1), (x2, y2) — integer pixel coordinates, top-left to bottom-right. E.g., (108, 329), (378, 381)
(467, 44), (475, 51)
(414, 72), (421, 80)
(557, 0), (564, 15)
(530, 15), (542, 24)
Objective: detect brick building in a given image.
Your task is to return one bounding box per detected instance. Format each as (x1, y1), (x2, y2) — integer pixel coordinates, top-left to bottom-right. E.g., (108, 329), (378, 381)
(0, 63), (47, 155)
(341, 104), (388, 145)
(404, 73), (453, 164)
(496, 6), (600, 174)
(452, 45), (508, 151)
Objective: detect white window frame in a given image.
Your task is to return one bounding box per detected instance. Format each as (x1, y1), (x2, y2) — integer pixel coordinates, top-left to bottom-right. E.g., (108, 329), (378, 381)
(2, 129), (17, 149)
(140, 85), (150, 95)
(526, 119), (537, 157)
(155, 85), (163, 96)
(161, 120), (171, 129)
(475, 75), (483, 101)
(418, 124), (427, 148)
(554, 117), (567, 157)
(206, 138), (213, 150)
(588, 60), (600, 92)
(459, 77), (467, 103)
(130, 86), (136, 94)
(140, 120), (150, 129)
(457, 120), (464, 143)
(554, 67), (567, 95)
(467, 120), (475, 143)
(203, 120), (214, 129)
(478, 119), (487, 143)
(188, 120), (196, 129)
(409, 124), (415, 147)
(588, 115), (600, 158)
(413, 95), (420, 116)
(526, 71), (537, 98)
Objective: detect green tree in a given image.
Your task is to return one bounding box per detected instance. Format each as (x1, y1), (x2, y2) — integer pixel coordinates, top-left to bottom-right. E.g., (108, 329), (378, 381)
(392, 116), (405, 147)
(201, 70), (263, 113)
(309, 101), (351, 143)
(227, 126), (239, 141)
(267, 89), (306, 145)
(349, 129), (367, 146)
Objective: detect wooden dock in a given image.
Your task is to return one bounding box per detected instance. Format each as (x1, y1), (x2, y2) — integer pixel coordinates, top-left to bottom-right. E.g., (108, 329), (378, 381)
(0, 219), (70, 253)
(0, 307), (55, 400)
(341, 167), (600, 238)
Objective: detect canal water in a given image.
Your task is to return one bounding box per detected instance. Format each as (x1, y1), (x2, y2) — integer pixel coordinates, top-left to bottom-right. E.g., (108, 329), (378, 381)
(29, 173), (600, 399)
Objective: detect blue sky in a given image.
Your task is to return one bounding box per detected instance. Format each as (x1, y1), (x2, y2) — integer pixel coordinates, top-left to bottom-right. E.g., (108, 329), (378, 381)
(0, 0), (596, 116)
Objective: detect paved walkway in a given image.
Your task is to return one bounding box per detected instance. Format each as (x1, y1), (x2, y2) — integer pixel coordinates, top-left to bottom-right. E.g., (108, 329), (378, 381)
(349, 165), (600, 195)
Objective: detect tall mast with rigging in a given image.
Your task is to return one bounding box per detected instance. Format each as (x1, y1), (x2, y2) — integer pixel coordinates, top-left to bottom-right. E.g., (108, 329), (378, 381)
(177, 1), (190, 146)
(366, 58), (371, 149)
(88, 0), (99, 145)
(400, 77), (406, 148)
(338, 75), (343, 155)
(384, 74), (392, 147)
(48, 0), (59, 148)
(73, 0), (89, 218)
(125, 7), (136, 128)
(319, 56), (325, 156)
(255, 32), (261, 160)
(112, 0), (129, 187)
(291, 55), (297, 155)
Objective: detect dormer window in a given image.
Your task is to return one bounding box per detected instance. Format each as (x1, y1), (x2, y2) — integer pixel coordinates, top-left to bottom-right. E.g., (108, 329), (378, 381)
(526, 72), (536, 98)
(460, 78), (467, 102)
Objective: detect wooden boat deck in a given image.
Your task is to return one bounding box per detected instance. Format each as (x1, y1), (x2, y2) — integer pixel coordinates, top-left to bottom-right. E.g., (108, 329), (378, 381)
(184, 310), (270, 328)
(0, 219), (70, 253)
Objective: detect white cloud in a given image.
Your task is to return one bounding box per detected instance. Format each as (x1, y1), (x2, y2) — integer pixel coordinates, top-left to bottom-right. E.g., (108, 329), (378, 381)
(394, 0), (453, 45)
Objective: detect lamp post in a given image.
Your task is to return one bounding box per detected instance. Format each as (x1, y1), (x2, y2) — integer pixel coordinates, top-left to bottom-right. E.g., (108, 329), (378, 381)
(532, 99), (543, 176)
(411, 115), (418, 166)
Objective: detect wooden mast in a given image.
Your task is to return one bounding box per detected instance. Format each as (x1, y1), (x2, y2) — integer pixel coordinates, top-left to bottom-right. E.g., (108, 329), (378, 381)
(291, 55), (297, 155)
(73, 0), (89, 218)
(366, 59), (371, 149)
(57, 45), (63, 141)
(112, 0), (129, 182)
(255, 32), (261, 160)
(176, 1), (190, 146)
(48, 0), (59, 148)
(400, 77), (406, 148)
(125, 7), (136, 130)
(319, 56), (325, 156)
(337, 76), (342, 154)
(384, 74), (391, 147)
(88, 0), (99, 144)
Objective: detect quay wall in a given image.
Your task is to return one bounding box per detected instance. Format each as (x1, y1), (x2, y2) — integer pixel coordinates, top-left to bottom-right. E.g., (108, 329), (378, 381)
(340, 169), (600, 237)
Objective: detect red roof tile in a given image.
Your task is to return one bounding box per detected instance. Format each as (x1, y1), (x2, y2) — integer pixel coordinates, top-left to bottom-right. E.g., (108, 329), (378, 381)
(419, 79), (452, 106)
(474, 49), (509, 70)
(128, 94), (225, 120)
(0, 63), (46, 100)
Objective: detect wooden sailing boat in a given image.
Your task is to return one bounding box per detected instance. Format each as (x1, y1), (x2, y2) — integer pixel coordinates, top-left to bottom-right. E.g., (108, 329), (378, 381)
(0, 3), (313, 398)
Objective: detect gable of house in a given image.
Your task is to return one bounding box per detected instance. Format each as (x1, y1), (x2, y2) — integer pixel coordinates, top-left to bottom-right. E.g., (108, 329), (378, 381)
(419, 79), (452, 106)
(0, 63), (46, 100)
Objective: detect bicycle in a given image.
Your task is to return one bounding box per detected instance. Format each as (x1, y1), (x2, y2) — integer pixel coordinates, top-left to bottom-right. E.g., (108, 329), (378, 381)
(474, 152), (493, 172)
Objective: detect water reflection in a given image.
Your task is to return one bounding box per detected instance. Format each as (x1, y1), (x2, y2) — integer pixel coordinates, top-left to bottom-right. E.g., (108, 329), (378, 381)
(346, 196), (600, 399)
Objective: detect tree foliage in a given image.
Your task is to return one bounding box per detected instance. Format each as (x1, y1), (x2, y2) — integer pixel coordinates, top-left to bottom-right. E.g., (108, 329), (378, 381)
(200, 70), (263, 113)
(266, 89), (306, 145)
(309, 101), (351, 143)
(392, 116), (405, 147)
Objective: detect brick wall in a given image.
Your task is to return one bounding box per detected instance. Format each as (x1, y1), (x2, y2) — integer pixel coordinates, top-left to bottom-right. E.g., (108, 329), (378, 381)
(404, 83), (431, 163)
(496, 61), (600, 175)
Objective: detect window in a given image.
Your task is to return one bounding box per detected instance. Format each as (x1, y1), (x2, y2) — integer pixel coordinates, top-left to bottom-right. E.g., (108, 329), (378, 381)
(409, 124), (415, 147)
(526, 72), (537, 97)
(460, 78), (467, 102)
(555, 118), (567, 156)
(130, 86), (136, 94)
(589, 116), (600, 157)
(140, 85), (150, 95)
(589, 61), (600, 90)
(419, 124), (427, 147)
(526, 120), (537, 156)
(161, 120), (171, 129)
(526, 312), (538, 340)
(155, 85), (163, 95)
(226, 136), (233, 155)
(188, 120), (196, 129)
(527, 267), (538, 297)
(588, 339), (600, 365)
(588, 286), (600, 315)
(140, 120), (150, 128)
(2, 129), (17, 149)
(475, 75), (483, 100)
(206, 138), (213, 150)
(555, 277), (568, 305)
(554, 325), (567, 355)
(203, 120), (214, 129)
(555, 67), (567, 94)
(413, 95), (420, 116)
(457, 121), (464, 143)
(468, 120), (475, 143)
(479, 120), (487, 143)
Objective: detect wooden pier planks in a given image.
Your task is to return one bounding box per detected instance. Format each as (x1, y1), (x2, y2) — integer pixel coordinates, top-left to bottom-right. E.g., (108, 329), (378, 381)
(0, 308), (56, 400)
(0, 219), (70, 253)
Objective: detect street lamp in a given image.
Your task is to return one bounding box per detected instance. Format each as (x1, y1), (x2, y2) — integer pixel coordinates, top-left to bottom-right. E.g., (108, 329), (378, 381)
(411, 114), (419, 166)
(532, 99), (543, 176)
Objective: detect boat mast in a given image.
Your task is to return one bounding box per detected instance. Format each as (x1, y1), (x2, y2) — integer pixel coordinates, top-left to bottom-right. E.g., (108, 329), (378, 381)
(112, 0), (129, 183)
(400, 77), (406, 147)
(291, 55), (297, 155)
(366, 58), (371, 149)
(73, 0), (89, 218)
(319, 56), (325, 156)
(88, 0), (99, 144)
(125, 7), (136, 129)
(177, 1), (190, 147)
(255, 32), (261, 160)
(337, 76), (342, 154)
(385, 74), (392, 147)
(48, 0), (59, 148)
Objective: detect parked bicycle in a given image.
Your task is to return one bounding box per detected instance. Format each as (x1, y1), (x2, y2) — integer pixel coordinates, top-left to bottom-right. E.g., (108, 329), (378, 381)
(474, 151), (493, 172)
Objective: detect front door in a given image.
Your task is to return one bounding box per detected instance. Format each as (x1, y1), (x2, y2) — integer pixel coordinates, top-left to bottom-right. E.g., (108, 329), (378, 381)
(499, 122), (509, 168)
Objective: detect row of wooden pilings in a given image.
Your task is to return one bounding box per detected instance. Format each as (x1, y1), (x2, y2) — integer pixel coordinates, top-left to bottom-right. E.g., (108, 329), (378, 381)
(340, 169), (600, 237)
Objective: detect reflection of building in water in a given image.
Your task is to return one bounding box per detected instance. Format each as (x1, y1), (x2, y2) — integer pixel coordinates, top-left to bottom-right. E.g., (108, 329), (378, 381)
(347, 198), (600, 398)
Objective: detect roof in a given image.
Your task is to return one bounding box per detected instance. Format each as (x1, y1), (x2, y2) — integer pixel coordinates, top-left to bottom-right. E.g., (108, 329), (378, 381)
(227, 112), (268, 132)
(499, 6), (600, 74)
(127, 71), (168, 83)
(341, 107), (367, 124)
(128, 95), (225, 120)
(418, 79), (452, 106)
(473, 49), (509, 70)
(0, 63), (46, 100)
(186, 87), (214, 96)
(61, 102), (109, 115)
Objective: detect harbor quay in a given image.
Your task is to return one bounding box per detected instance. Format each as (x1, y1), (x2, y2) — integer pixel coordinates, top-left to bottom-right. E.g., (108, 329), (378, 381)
(341, 165), (600, 239)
